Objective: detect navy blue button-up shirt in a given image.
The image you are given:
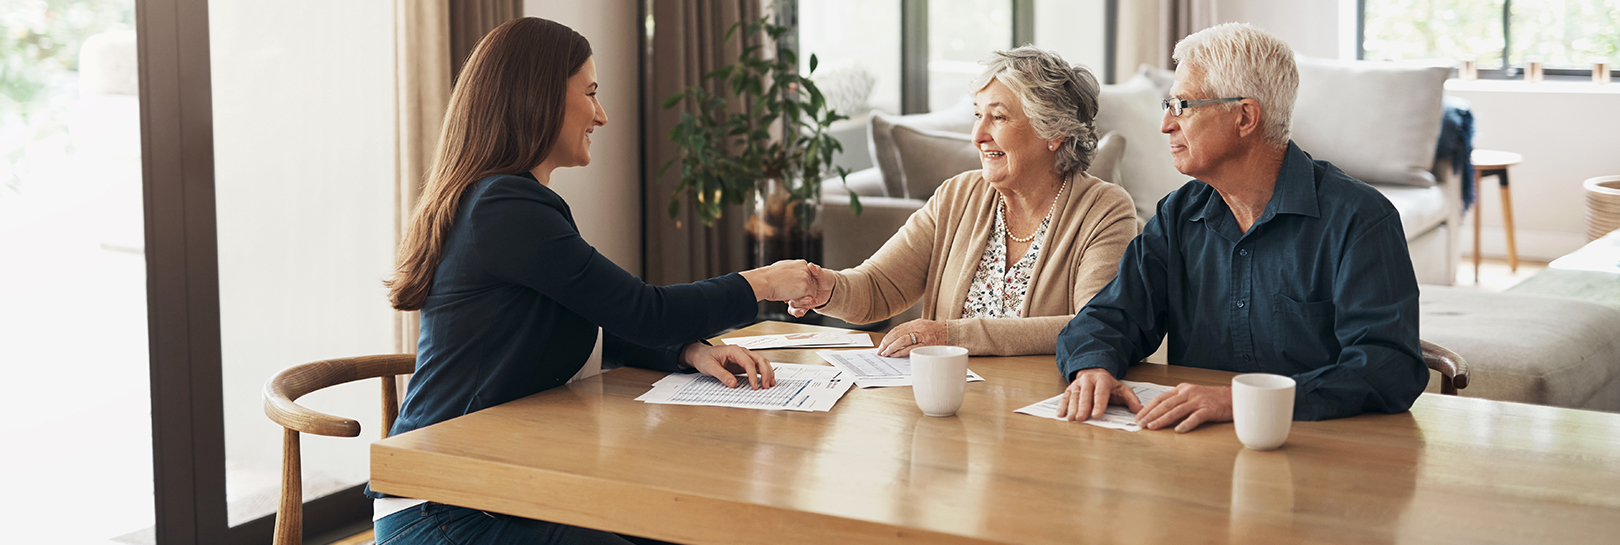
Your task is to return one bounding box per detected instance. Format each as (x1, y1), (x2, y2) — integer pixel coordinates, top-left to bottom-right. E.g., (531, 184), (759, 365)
(1056, 142), (1426, 421)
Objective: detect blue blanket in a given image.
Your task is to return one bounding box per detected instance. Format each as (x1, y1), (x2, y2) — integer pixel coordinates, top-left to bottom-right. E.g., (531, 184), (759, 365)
(1436, 96), (1475, 212)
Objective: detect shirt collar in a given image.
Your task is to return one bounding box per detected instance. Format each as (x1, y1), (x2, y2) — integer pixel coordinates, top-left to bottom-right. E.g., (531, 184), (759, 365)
(1189, 140), (1320, 223)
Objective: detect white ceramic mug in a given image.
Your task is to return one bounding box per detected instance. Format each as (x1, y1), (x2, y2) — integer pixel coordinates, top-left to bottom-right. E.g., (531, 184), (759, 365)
(1231, 373), (1296, 450)
(911, 346), (969, 417)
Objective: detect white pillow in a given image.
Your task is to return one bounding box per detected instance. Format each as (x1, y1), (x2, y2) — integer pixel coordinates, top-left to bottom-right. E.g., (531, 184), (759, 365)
(1096, 75), (1188, 220)
(1291, 57), (1449, 187)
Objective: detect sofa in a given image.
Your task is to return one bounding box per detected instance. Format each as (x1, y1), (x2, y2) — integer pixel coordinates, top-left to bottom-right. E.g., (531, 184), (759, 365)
(822, 58), (1462, 287)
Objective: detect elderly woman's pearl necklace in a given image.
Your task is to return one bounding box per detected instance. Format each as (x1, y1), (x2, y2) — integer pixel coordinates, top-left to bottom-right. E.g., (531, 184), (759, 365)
(999, 174), (1069, 243)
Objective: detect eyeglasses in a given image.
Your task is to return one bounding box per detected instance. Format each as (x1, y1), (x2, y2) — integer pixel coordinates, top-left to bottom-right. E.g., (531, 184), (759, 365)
(1161, 97), (1245, 117)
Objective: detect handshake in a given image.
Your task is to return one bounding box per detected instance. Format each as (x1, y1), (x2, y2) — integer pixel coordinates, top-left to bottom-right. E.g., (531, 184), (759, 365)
(738, 260), (836, 317)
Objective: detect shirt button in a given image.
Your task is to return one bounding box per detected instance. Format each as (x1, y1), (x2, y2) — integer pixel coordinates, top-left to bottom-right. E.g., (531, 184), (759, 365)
(1236, 299), (1247, 308)
(1239, 248), (1249, 257)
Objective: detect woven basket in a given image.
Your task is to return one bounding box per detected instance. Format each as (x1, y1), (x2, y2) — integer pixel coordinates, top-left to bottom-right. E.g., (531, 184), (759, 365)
(1585, 175), (1620, 241)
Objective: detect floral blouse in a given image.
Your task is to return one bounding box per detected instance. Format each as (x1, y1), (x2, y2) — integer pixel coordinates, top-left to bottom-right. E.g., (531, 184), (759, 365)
(961, 201), (1050, 319)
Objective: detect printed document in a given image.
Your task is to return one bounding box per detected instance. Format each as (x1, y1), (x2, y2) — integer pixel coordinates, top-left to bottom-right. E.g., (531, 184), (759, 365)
(1014, 381), (1173, 431)
(722, 331), (874, 350)
(635, 363), (853, 412)
(817, 349), (985, 388)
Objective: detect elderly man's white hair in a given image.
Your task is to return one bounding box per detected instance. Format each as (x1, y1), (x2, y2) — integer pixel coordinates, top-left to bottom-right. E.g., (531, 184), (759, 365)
(1172, 22), (1298, 146)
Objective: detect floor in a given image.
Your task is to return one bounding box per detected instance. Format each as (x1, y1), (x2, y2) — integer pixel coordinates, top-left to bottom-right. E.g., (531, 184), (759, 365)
(1452, 256), (1549, 293)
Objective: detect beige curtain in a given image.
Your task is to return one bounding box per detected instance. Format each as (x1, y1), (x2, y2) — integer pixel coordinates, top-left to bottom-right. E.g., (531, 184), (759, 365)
(1159, 0), (1220, 69)
(393, 0), (520, 355)
(641, 0), (762, 285)
(450, 0), (524, 83)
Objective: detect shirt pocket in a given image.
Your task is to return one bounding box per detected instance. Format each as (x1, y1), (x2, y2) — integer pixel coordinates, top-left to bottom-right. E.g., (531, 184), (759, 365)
(1270, 293), (1339, 367)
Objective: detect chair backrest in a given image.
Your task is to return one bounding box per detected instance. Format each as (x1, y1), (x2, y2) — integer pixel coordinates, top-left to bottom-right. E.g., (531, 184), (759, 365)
(1088, 131), (1127, 185)
(1420, 340), (1470, 395)
(263, 354), (416, 545)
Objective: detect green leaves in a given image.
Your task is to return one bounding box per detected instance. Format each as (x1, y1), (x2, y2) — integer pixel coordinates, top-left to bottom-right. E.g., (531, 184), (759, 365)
(658, 14), (856, 225)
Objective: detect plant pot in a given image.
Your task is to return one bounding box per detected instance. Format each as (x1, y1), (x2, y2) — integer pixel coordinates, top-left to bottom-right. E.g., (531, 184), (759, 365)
(746, 177), (824, 322)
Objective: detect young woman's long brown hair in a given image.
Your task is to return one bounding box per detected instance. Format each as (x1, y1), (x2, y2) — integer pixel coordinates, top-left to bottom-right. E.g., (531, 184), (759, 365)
(387, 18), (592, 310)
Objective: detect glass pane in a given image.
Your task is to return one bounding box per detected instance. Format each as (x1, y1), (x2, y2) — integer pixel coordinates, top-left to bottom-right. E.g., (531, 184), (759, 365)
(0, 0), (153, 542)
(1362, 0), (1506, 67)
(798, 0), (903, 114)
(1034, 0), (1108, 78)
(929, 0), (1013, 112)
(210, 1), (397, 526)
(1509, 0), (1620, 68)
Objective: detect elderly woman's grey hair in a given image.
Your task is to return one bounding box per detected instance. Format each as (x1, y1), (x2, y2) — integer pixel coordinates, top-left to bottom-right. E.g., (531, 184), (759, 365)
(1172, 22), (1298, 146)
(971, 46), (1101, 178)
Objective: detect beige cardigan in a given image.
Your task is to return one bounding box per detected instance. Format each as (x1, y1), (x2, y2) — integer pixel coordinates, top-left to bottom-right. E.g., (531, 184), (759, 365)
(820, 170), (1138, 355)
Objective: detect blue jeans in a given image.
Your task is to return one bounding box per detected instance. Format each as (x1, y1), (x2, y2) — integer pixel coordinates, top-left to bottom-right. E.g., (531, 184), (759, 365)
(375, 503), (655, 545)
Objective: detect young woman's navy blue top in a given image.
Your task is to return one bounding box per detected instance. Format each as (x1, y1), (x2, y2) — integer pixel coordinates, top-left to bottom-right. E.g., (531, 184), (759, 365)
(387, 172), (756, 441)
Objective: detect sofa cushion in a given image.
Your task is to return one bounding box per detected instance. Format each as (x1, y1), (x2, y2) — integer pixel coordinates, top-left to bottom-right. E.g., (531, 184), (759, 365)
(890, 124), (981, 200)
(869, 100), (977, 198)
(1374, 183), (1447, 239)
(1095, 74), (1190, 221)
(1292, 57), (1449, 187)
(821, 167), (888, 198)
(1420, 286), (1620, 412)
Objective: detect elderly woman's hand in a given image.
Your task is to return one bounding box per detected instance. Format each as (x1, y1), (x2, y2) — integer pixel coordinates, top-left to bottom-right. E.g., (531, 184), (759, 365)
(877, 319), (947, 357)
(787, 263), (835, 318)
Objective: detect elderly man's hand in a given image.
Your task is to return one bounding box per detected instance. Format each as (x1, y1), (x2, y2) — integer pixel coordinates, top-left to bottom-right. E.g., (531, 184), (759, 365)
(1057, 368), (1143, 421)
(1135, 383), (1233, 433)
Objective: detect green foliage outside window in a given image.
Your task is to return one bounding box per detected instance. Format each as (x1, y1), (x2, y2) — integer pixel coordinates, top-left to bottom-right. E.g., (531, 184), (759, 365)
(1, 0), (135, 198)
(1363, 0), (1619, 70)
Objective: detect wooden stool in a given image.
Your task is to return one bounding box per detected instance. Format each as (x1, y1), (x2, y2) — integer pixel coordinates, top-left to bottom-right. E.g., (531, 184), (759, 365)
(1471, 149), (1523, 282)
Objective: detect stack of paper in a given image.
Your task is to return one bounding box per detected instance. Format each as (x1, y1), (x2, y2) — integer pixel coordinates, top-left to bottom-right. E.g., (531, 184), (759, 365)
(635, 363), (853, 412)
(1013, 380), (1172, 431)
(722, 331), (874, 350)
(817, 349), (985, 388)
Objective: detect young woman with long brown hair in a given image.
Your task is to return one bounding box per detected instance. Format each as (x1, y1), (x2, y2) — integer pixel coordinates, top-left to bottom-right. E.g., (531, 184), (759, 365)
(371, 17), (813, 545)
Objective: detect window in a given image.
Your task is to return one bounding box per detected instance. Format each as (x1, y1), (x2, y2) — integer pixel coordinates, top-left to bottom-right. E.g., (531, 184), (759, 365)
(1361, 0), (1619, 76)
(796, 0), (1115, 115)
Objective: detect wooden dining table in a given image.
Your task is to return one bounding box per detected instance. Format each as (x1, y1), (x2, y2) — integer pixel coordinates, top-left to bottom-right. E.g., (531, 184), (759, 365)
(370, 321), (1620, 544)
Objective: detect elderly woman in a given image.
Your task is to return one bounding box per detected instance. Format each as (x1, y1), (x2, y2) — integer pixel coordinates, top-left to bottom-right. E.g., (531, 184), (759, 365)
(790, 47), (1137, 357)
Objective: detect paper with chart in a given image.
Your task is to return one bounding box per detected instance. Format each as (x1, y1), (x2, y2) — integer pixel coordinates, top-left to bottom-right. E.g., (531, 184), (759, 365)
(721, 331), (874, 350)
(635, 363), (853, 412)
(1014, 380), (1173, 432)
(816, 349), (985, 388)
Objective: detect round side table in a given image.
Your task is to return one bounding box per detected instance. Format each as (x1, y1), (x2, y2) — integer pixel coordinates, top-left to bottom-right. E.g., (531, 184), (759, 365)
(1471, 149), (1523, 282)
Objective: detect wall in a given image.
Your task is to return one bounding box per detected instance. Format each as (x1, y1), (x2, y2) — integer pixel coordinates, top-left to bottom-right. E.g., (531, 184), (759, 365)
(524, 0), (643, 274)
(1211, 0), (1343, 59)
(1212, 0), (1616, 261)
(1447, 80), (1620, 260)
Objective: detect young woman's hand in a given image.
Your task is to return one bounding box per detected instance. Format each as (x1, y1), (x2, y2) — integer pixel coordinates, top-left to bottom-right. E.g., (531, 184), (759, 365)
(739, 260), (816, 302)
(787, 263), (835, 317)
(680, 343), (777, 390)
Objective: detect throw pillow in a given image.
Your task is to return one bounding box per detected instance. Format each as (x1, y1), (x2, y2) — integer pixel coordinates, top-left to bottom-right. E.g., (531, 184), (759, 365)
(889, 124), (981, 200)
(867, 99), (977, 198)
(1291, 56), (1449, 187)
(1095, 74), (1189, 221)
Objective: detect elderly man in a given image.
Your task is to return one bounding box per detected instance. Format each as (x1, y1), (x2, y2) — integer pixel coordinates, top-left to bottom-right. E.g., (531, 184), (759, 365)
(1053, 23), (1426, 432)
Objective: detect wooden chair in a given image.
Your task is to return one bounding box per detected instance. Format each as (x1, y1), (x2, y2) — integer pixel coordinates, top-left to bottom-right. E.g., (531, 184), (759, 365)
(1421, 340), (1470, 395)
(263, 354), (416, 545)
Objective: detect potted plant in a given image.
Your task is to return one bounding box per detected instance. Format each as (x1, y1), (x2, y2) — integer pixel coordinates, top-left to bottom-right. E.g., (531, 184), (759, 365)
(661, 16), (860, 295)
